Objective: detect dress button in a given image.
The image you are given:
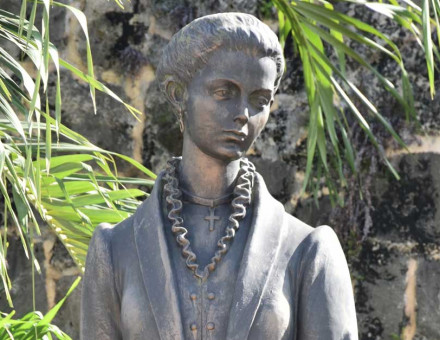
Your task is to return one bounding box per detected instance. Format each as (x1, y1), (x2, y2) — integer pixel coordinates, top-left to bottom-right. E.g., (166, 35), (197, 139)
(190, 293), (197, 301)
(190, 323), (197, 331)
(207, 292), (215, 300)
(206, 322), (215, 330)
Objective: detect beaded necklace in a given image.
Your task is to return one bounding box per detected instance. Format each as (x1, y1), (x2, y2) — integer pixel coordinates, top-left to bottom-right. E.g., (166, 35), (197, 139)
(163, 157), (255, 280)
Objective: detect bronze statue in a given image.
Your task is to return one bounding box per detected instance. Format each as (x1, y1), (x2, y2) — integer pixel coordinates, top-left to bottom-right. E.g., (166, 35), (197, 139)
(81, 12), (358, 340)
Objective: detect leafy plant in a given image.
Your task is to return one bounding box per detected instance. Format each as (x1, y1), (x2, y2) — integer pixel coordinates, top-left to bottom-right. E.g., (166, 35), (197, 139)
(0, 278), (80, 340)
(0, 0), (154, 333)
(1, 0), (439, 337)
(273, 0), (439, 203)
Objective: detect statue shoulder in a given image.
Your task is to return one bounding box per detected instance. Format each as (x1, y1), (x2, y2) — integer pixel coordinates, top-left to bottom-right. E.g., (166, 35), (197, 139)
(282, 212), (314, 243)
(282, 213), (343, 258)
(299, 224), (343, 255)
(287, 222), (347, 275)
(90, 213), (135, 243)
(88, 197), (155, 257)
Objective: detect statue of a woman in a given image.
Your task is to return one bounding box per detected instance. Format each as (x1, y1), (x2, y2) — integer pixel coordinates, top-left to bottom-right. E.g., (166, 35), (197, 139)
(81, 13), (358, 340)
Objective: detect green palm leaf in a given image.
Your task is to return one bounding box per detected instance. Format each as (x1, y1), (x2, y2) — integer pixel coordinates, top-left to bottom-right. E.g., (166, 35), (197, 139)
(272, 0), (439, 200)
(0, 2), (152, 312)
(0, 277), (80, 340)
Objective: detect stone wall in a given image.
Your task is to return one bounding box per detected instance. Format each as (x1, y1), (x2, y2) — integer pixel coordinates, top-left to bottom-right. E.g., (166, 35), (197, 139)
(1, 0), (439, 339)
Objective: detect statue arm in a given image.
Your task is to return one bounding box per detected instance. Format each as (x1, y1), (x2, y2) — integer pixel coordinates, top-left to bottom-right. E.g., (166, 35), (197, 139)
(81, 223), (122, 340)
(296, 225), (358, 340)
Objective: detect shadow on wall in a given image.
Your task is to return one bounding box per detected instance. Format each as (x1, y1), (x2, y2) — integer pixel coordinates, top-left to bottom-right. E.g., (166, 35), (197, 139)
(296, 152), (440, 340)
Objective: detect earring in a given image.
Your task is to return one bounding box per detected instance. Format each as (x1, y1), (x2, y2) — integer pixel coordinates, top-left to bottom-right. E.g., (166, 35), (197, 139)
(178, 108), (184, 133)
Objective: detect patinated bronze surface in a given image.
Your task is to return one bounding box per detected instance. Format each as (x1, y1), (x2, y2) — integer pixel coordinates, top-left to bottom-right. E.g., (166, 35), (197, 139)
(81, 12), (358, 339)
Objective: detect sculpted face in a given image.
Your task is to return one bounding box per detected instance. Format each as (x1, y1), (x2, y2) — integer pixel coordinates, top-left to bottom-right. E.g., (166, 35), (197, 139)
(183, 49), (278, 162)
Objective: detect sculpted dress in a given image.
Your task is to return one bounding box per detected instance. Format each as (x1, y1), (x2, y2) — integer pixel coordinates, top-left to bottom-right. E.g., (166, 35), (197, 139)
(80, 171), (358, 340)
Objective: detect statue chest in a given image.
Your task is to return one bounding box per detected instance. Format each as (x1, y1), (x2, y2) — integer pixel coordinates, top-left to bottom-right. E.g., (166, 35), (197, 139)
(118, 254), (295, 340)
(165, 203), (249, 339)
(116, 186), (301, 340)
(162, 204), (294, 340)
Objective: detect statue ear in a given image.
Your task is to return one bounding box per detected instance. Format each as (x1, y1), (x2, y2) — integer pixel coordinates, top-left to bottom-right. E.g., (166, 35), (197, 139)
(164, 78), (186, 112)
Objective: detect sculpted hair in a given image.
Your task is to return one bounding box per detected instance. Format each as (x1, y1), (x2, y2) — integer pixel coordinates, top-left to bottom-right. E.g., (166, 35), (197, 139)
(157, 13), (285, 93)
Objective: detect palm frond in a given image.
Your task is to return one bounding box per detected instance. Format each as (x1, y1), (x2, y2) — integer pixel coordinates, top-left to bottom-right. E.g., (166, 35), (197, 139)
(272, 0), (439, 201)
(0, 277), (80, 339)
(0, 3), (152, 310)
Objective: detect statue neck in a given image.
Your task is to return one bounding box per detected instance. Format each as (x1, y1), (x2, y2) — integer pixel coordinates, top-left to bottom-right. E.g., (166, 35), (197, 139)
(179, 139), (240, 199)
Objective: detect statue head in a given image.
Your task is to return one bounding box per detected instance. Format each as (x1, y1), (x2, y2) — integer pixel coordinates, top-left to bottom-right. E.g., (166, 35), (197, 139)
(157, 13), (284, 93)
(157, 13), (285, 161)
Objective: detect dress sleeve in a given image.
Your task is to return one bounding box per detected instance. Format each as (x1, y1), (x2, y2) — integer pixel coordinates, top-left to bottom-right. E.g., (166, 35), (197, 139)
(81, 223), (122, 340)
(296, 225), (358, 340)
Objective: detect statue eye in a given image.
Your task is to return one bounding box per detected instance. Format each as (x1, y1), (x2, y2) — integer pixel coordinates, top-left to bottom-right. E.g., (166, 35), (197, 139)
(213, 89), (230, 99)
(254, 96), (270, 108)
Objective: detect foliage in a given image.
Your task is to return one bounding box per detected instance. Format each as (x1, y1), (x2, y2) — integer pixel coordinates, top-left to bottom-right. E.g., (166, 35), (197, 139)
(0, 0), (155, 305)
(273, 0), (439, 204)
(0, 0), (154, 337)
(0, 278), (80, 340)
(0, 0), (439, 337)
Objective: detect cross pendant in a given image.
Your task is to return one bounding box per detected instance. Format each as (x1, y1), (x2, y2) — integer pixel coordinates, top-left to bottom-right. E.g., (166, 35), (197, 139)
(204, 207), (220, 232)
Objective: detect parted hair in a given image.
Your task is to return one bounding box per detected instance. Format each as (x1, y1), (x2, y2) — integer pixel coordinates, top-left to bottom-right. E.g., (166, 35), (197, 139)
(156, 12), (285, 92)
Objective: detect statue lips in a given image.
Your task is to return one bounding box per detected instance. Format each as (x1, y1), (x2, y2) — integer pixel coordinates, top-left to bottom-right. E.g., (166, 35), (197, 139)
(223, 130), (248, 143)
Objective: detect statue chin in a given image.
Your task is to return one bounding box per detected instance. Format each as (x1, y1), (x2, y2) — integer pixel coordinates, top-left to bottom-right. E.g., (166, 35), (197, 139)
(80, 12), (359, 340)
(202, 145), (247, 163)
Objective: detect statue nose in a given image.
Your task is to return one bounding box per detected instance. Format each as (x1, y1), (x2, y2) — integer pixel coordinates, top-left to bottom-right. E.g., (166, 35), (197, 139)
(234, 105), (249, 125)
